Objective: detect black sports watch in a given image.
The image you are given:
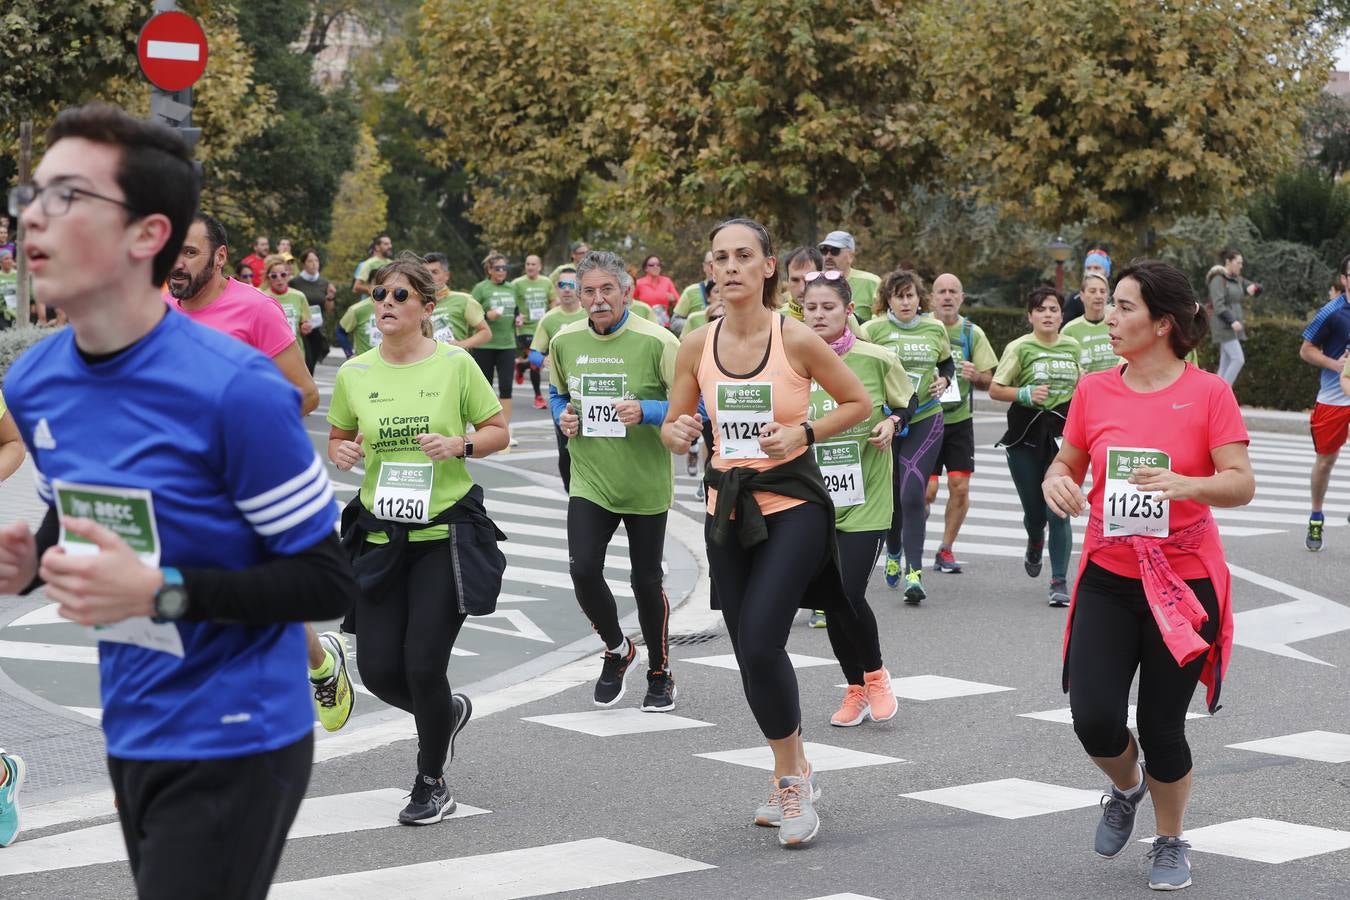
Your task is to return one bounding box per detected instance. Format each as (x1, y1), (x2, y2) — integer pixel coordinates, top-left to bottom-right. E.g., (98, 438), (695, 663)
(800, 421), (816, 447)
(154, 567), (190, 621)
(462, 440), (474, 459)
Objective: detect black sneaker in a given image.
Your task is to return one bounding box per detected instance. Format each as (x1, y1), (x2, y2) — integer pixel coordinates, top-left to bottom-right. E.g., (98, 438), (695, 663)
(398, 774), (455, 825)
(593, 639), (637, 707)
(448, 693), (472, 764)
(1307, 517), (1324, 552)
(1024, 537), (1044, 577)
(641, 670), (678, 712)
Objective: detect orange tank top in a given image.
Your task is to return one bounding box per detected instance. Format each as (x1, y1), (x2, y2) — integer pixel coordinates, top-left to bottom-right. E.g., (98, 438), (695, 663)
(698, 314), (812, 516)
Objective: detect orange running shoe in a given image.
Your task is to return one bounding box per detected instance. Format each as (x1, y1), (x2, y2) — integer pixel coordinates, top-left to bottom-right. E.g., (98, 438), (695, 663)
(863, 668), (897, 722)
(829, 684), (870, 727)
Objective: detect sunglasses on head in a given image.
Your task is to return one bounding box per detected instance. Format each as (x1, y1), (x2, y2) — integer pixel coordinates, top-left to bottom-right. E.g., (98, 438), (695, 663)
(372, 286), (414, 302)
(818, 245), (845, 256)
(803, 270), (844, 283)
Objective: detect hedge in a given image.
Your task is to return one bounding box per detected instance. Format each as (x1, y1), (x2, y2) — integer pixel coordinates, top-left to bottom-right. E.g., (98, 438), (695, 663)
(964, 307), (1317, 412)
(0, 326), (61, 384)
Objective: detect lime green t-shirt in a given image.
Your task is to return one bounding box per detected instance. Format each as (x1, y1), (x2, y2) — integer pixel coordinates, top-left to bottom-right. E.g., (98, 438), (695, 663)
(993, 333), (1083, 410)
(860, 313), (952, 423)
(328, 343), (502, 543)
(511, 275), (555, 338)
(530, 305), (587, 355)
(431, 291), (484, 344)
(936, 316), (999, 426)
(684, 308), (711, 332)
(472, 280), (519, 350)
(1061, 315), (1120, 374)
(0, 388), (7, 419)
(269, 287), (309, 342)
(549, 314), (680, 515)
(339, 298), (383, 356)
(0, 271), (17, 322)
(353, 256), (389, 285)
(808, 341), (914, 533)
(673, 282), (707, 318)
(848, 269), (882, 321)
(628, 300), (654, 321)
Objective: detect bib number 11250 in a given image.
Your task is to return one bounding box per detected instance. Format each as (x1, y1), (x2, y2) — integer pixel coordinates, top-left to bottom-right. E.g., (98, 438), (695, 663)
(374, 461), (434, 524)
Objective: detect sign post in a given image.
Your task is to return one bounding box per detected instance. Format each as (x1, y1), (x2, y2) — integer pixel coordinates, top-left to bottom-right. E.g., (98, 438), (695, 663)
(139, 3), (208, 164)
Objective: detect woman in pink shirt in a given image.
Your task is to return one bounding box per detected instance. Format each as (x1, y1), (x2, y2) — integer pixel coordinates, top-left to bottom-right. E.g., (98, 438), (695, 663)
(632, 255), (678, 326)
(1043, 260), (1254, 892)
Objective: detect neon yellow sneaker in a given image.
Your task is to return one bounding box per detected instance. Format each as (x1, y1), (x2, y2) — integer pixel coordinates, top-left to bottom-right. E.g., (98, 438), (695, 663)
(903, 567), (926, 605)
(884, 553), (902, 589)
(312, 631), (354, 732)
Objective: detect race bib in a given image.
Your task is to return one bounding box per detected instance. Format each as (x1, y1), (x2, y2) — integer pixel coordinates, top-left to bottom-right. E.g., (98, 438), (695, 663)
(52, 481), (184, 657)
(1, 288), (16, 314)
(282, 303), (299, 335)
(815, 441), (865, 507)
(939, 370), (961, 404)
(579, 373), (627, 438)
(309, 305), (324, 329)
(365, 315), (383, 347)
(528, 299), (546, 321)
(1103, 447), (1170, 537)
(373, 461), (433, 524)
(716, 382), (773, 459)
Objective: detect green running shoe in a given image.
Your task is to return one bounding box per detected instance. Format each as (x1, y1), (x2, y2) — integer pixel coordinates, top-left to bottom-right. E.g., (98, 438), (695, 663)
(1307, 517), (1324, 552)
(884, 553), (902, 588)
(808, 610), (827, 629)
(903, 568), (926, 604)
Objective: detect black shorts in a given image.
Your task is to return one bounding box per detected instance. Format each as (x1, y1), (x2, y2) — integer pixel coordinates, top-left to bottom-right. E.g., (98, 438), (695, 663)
(930, 416), (975, 477)
(516, 334), (533, 353)
(472, 347), (516, 399)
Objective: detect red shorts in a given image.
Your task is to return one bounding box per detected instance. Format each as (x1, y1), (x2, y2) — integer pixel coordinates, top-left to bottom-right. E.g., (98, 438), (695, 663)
(1310, 402), (1350, 455)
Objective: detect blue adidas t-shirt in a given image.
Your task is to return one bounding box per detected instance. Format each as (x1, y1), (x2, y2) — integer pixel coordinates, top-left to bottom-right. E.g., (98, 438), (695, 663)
(1302, 295), (1350, 406)
(3, 310), (336, 760)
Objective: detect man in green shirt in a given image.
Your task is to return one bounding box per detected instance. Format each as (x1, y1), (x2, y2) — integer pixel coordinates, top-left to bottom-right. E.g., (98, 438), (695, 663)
(425, 252), (490, 350)
(530, 267), (588, 490)
(512, 254), (555, 408)
(0, 250), (17, 327)
(548, 240), (589, 282)
(551, 250), (681, 712)
(923, 273), (999, 573)
(819, 230), (882, 321)
(671, 250), (714, 332)
(338, 297), (382, 356)
(471, 251), (522, 444)
(351, 233), (393, 298)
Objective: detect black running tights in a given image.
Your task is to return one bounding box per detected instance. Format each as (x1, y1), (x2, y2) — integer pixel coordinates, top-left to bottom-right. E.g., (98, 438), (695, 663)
(826, 529), (887, 685)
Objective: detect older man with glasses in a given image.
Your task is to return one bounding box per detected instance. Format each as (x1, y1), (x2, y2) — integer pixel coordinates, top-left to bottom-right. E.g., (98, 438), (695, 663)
(818, 230), (882, 321)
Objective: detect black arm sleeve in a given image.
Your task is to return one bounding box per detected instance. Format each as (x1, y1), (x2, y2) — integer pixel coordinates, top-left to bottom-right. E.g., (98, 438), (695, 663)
(19, 506), (60, 595)
(894, 392), (919, 429)
(937, 356), (957, 381)
(180, 533), (358, 625)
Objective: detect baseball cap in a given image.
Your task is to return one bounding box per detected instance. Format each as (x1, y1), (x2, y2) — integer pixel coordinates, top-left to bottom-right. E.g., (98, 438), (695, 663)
(819, 230), (856, 251)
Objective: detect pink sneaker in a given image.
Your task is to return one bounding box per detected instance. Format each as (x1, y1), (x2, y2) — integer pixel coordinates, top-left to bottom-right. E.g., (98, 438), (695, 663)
(863, 668), (898, 722)
(830, 684), (870, 727)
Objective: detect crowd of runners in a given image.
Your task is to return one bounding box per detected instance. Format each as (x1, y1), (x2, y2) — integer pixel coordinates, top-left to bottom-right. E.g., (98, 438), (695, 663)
(24, 101), (1350, 895)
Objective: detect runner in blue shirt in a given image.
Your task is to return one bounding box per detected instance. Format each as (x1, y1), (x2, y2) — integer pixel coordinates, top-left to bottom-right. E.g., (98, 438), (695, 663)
(0, 104), (357, 898)
(1298, 252), (1350, 551)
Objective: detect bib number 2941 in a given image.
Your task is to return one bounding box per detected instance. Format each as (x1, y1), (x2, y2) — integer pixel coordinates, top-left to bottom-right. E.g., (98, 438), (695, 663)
(1103, 447), (1170, 537)
(716, 382), (773, 459)
(815, 441), (865, 507)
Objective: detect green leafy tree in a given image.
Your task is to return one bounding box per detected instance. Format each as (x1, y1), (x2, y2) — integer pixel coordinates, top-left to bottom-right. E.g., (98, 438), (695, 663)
(919, 0), (1336, 252)
(1248, 168), (1350, 262)
(324, 124), (389, 314)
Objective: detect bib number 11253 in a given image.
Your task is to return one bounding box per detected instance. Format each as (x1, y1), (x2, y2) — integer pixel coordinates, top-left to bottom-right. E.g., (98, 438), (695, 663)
(1103, 447), (1170, 537)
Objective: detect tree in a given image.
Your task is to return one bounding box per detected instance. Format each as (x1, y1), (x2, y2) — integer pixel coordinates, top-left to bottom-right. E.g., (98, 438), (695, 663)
(918, 0), (1336, 252)
(1248, 168), (1350, 263)
(1299, 92), (1350, 178)
(324, 124), (389, 313)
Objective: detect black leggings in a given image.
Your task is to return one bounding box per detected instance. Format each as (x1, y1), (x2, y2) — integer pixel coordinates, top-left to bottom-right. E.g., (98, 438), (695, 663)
(356, 539), (468, 779)
(554, 423), (572, 492)
(705, 501), (831, 740)
(472, 347), (516, 399)
(516, 335), (541, 396)
(888, 413), (944, 569)
(1068, 561), (1220, 784)
(826, 529), (886, 685)
(1005, 443), (1072, 580)
(567, 497), (670, 672)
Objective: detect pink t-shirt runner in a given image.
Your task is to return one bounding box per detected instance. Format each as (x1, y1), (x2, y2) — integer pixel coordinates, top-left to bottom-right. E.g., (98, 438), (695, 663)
(1062, 363), (1249, 580)
(165, 277), (297, 358)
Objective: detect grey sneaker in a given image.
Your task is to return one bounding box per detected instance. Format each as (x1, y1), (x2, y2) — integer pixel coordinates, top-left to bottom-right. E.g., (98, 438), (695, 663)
(774, 775), (820, 847)
(1146, 836), (1192, 891)
(1048, 578), (1070, 608)
(754, 766), (819, 827)
(1094, 770), (1148, 858)
(808, 610), (827, 629)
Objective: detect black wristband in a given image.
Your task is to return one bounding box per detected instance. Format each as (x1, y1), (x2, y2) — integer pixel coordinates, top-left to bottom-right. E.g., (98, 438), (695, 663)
(800, 421), (815, 446)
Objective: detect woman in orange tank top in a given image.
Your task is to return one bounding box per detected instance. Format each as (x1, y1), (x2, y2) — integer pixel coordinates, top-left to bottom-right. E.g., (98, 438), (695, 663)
(662, 218), (869, 848)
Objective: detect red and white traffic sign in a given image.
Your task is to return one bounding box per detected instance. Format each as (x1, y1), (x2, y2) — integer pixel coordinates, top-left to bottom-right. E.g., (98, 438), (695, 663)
(137, 12), (209, 92)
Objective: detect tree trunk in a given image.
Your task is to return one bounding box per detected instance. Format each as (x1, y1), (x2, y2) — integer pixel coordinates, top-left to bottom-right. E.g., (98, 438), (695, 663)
(544, 177), (582, 267)
(17, 120), (31, 323)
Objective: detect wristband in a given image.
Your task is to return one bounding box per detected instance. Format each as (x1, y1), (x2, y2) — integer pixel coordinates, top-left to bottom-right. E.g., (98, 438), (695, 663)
(1017, 385), (1033, 406)
(800, 422), (816, 446)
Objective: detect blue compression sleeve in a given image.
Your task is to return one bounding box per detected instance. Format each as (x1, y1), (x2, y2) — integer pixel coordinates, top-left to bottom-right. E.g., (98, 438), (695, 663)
(638, 400), (669, 426)
(548, 383), (570, 427)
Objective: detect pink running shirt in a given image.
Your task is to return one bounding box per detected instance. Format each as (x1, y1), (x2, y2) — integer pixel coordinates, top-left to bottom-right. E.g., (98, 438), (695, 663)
(165, 277), (297, 358)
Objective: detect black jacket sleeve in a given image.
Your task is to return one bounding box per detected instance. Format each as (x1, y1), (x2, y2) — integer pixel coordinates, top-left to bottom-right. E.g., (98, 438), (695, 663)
(937, 356), (957, 382)
(180, 533), (358, 624)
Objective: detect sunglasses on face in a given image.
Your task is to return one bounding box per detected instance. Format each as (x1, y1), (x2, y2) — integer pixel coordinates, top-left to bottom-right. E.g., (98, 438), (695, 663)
(267, 271), (288, 279)
(557, 281), (576, 289)
(372, 286), (414, 302)
(803, 269), (844, 283)
(646, 261), (660, 268)
(818, 245), (844, 256)
(491, 265), (507, 272)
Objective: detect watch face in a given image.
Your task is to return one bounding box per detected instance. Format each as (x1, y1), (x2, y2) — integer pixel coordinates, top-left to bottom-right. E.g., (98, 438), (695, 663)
(157, 586), (189, 619)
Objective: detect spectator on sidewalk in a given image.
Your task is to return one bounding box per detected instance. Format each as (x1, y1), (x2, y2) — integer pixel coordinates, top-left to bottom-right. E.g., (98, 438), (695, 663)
(1206, 248), (1260, 386)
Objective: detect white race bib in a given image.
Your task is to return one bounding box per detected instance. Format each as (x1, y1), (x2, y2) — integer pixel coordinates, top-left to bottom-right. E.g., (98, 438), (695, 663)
(282, 303), (299, 335)
(52, 481), (184, 657)
(939, 371), (961, 403)
(309, 305), (324, 329)
(815, 441), (865, 507)
(716, 382), (773, 459)
(579, 373), (627, 438)
(373, 461), (433, 524)
(1103, 447), (1170, 537)
(529, 303), (546, 322)
(1, 288), (16, 313)
(365, 316), (383, 347)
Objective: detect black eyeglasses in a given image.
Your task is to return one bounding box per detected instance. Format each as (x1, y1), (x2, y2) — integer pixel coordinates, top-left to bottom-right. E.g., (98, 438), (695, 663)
(372, 286), (414, 302)
(9, 182), (136, 219)
(817, 245), (844, 257)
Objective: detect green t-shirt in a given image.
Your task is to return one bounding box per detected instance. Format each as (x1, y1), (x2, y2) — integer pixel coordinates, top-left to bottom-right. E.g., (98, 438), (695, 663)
(848, 269), (882, 321)
(472, 280), (519, 349)
(530, 305), (587, 355)
(432, 291), (484, 344)
(511, 275), (555, 338)
(328, 343), (502, 543)
(0, 388), (7, 418)
(353, 256), (389, 285)
(860, 313), (952, 423)
(339, 298), (382, 356)
(549, 313), (680, 515)
(269, 287), (309, 341)
(0, 271), (17, 322)
(808, 341), (914, 533)
(993, 333), (1083, 410)
(1061, 315), (1120, 374)
(936, 316), (999, 425)
(673, 282), (707, 319)
(629, 300), (654, 321)
(684, 308), (711, 332)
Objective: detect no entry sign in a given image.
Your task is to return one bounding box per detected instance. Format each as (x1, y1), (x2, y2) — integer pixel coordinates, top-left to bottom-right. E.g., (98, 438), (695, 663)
(137, 12), (209, 92)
